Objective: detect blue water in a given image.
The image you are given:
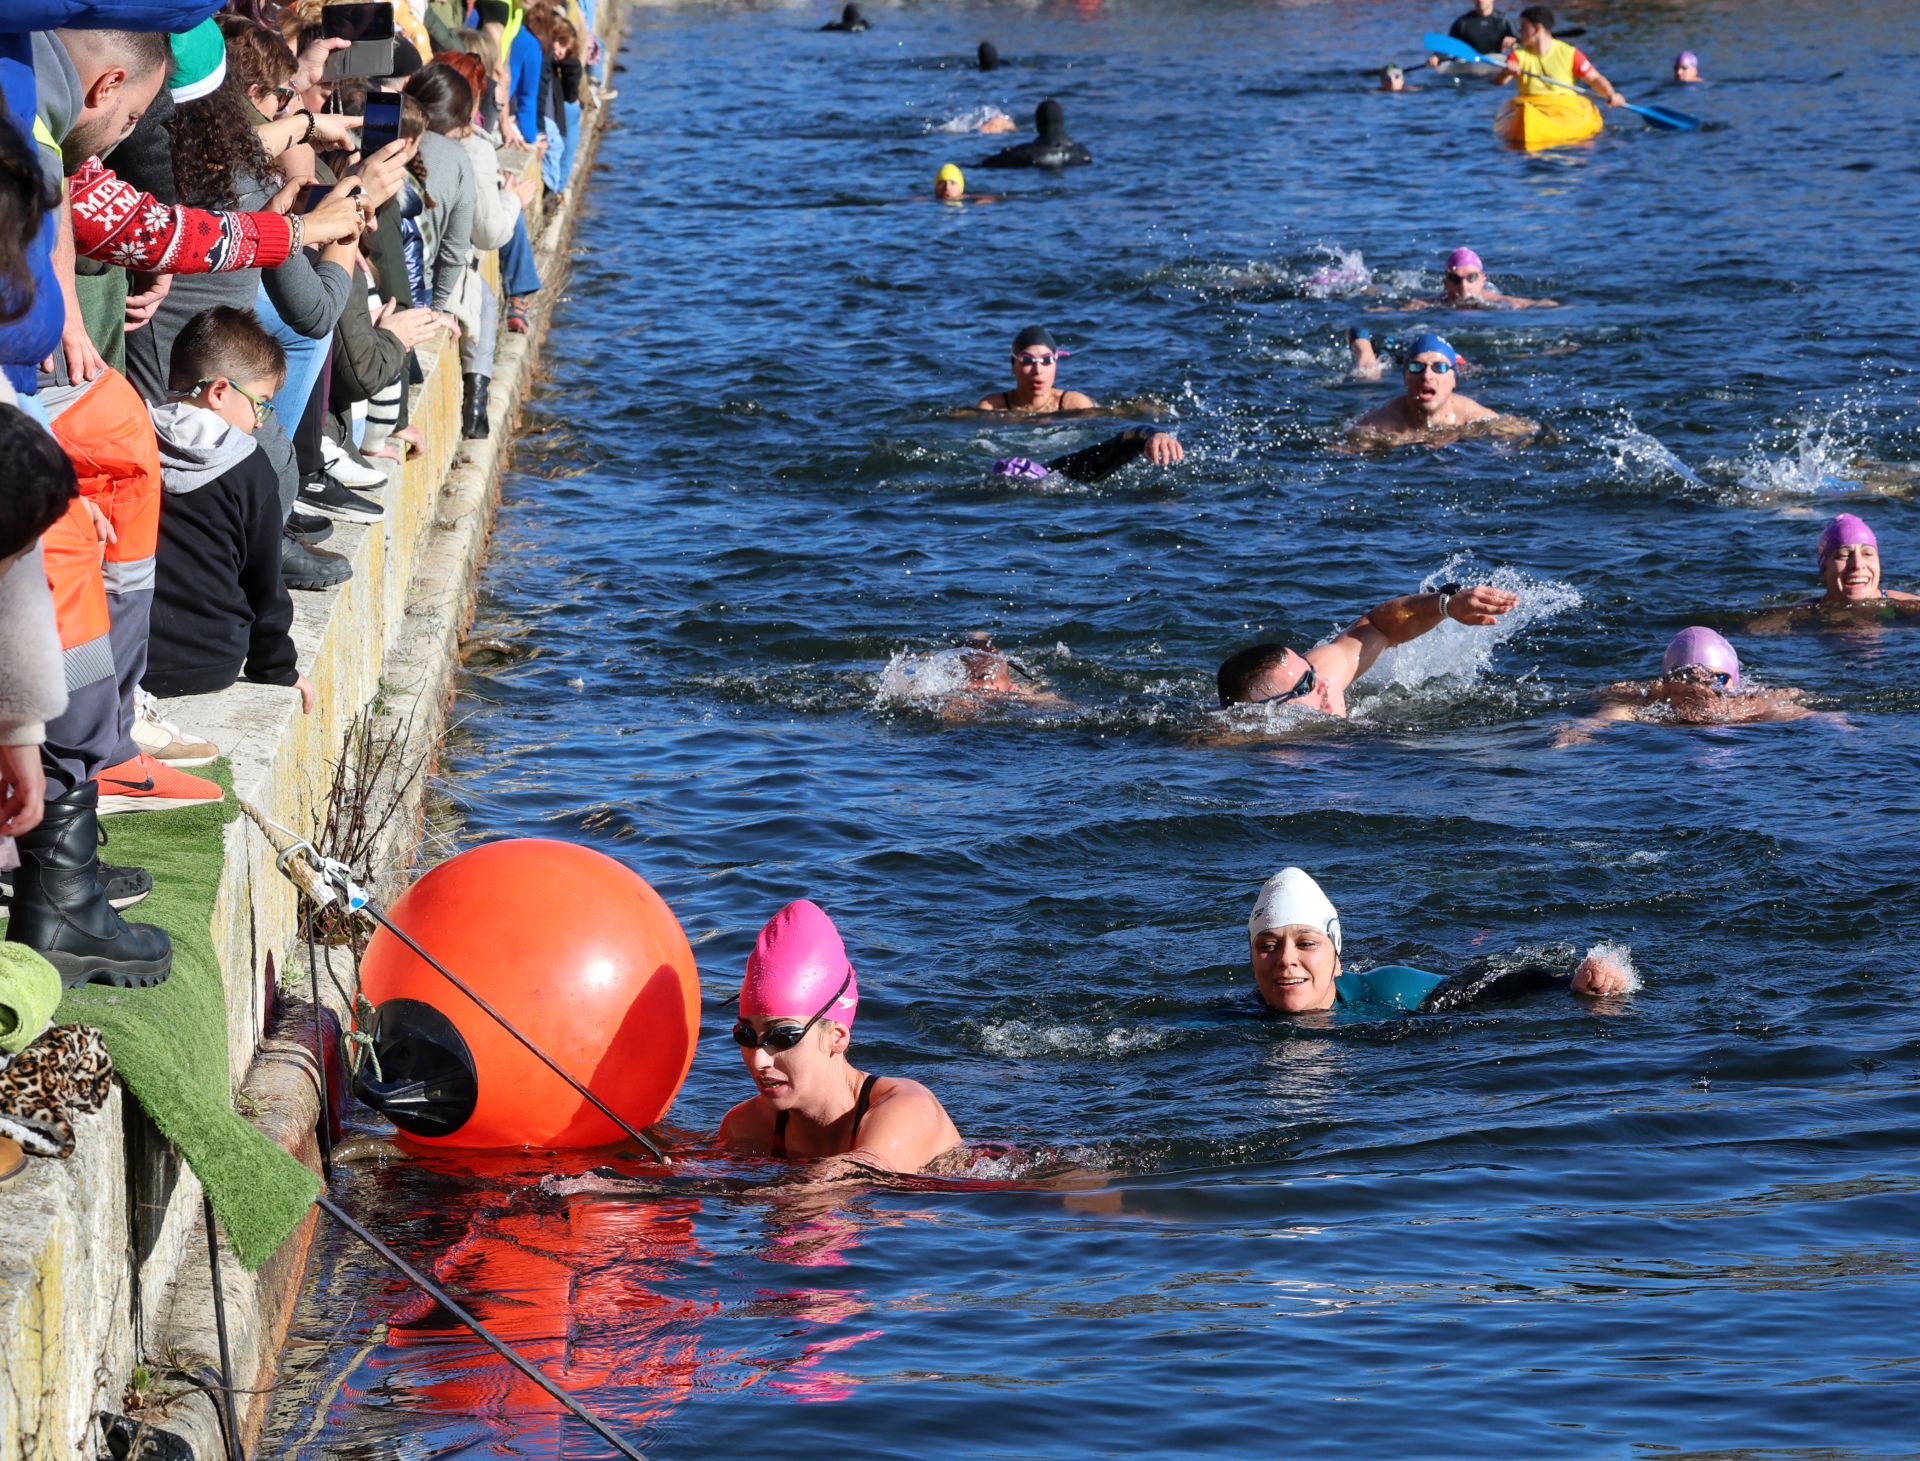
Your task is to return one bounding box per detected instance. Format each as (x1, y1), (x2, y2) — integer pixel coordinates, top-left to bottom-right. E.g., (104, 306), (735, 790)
(263, 0), (1920, 1455)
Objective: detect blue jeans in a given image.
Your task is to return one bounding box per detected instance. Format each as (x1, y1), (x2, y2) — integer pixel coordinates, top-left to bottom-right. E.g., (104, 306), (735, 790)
(500, 212), (542, 297)
(254, 284), (330, 435)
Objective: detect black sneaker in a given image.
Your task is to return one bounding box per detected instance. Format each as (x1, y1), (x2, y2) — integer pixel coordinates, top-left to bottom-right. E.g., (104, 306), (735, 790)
(287, 509), (334, 543)
(0, 862), (149, 915)
(298, 473), (384, 524)
(282, 528), (353, 590)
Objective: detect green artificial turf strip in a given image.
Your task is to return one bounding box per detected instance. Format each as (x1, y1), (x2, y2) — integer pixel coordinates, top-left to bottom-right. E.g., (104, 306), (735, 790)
(56, 761), (320, 1269)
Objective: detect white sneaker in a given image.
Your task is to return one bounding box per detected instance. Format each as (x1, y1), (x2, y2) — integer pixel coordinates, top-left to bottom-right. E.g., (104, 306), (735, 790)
(132, 688), (220, 768)
(322, 437), (392, 490)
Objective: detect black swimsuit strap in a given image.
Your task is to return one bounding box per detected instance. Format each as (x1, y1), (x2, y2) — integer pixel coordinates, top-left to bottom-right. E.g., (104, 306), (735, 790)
(770, 1073), (879, 1160)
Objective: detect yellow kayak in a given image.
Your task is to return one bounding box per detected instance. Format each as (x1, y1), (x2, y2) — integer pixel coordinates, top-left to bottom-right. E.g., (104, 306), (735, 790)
(1494, 92), (1604, 151)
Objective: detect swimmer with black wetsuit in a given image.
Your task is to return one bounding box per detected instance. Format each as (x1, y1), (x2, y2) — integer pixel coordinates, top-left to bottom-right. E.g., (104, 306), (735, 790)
(1244, 867), (1635, 1017)
(994, 426), (1184, 482)
(978, 97), (1091, 168)
(718, 901), (962, 1175)
(1429, 0), (1518, 68)
(978, 40), (1000, 71)
(820, 3), (868, 31)
(1216, 581), (1518, 715)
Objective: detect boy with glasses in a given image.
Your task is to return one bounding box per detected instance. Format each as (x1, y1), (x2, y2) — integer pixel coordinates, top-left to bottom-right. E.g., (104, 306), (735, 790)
(145, 306), (315, 713)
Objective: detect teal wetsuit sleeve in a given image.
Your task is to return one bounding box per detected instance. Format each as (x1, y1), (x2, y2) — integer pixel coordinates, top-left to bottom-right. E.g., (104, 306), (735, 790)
(1334, 966), (1446, 1011)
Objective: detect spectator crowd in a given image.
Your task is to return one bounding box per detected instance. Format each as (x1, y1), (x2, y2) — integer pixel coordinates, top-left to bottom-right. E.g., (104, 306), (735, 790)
(0, 0), (607, 998)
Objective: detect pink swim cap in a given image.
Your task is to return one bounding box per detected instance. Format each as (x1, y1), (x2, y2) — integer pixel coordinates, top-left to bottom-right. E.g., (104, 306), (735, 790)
(1816, 512), (1876, 566)
(1446, 247), (1483, 273)
(1661, 627), (1741, 689)
(740, 899), (859, 1029)
(1675, 51), (1698, 69)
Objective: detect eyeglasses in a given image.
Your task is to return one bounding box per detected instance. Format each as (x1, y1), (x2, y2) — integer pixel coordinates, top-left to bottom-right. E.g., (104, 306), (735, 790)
(1446, 269), (1482, 283)
(1403, 359), (1454, 376)
(191, 377), (275, 427)
(1251, 660), (1318, 707)
(270, 85), (297, 112)
(1012, 352), (1057, 368)
(730, 969), (852, 1052)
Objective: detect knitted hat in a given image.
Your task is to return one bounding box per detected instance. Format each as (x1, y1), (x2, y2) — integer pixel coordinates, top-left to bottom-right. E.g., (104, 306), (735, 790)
(168, 18), (226, 105)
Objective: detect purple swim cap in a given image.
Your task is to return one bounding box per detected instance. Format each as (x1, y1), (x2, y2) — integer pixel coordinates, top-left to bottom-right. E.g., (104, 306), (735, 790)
(740, 899), (859, 1029)
(994, 457), (1052, 480)
(1675, 51), (1698, 69)
(1661, 627), (1741, 689)
(1816, 512), (1876, 566)
(1446, 247), (1483, 273)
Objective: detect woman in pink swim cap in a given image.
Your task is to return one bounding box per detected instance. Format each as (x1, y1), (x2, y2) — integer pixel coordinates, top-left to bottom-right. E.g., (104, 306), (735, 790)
(1559, 627), (1824, 743)
(717, 900), (962, 1173)
(1813, 513), (1919, 608)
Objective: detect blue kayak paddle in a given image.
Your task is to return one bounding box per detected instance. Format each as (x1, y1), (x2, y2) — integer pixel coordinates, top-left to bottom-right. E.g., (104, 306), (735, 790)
(1423, 32), (1703, 131)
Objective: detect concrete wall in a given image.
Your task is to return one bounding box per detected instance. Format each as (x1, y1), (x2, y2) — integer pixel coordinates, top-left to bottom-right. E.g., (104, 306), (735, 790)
(0, 11), (628, 1455)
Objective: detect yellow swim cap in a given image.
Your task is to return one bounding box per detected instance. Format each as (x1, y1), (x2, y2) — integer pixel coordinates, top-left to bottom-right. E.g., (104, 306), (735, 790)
(936, 163), (965, 194)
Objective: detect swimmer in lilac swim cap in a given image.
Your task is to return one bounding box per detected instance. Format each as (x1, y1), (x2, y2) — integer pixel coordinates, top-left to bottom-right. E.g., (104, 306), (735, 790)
(718, 900), (962, 1173)
(1747, 513), (1919, 631)
(1559, 627), (1823, 742)
(1392, 246), (1559, 311)
(1673, 50), (1701, 83)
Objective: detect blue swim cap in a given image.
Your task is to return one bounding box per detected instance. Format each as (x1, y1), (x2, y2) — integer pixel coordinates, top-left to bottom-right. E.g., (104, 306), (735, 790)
(1408, 332), (1457, 362)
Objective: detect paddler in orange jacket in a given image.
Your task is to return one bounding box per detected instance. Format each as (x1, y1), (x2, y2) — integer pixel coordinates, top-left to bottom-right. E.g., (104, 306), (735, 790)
(1500, 5), (1626, 108)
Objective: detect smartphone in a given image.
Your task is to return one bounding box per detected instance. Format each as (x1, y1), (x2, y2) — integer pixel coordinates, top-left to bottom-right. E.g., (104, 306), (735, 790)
(301, 182), (334, 215)
(320, 2), (396, 82)
(359, 92), (403, 154)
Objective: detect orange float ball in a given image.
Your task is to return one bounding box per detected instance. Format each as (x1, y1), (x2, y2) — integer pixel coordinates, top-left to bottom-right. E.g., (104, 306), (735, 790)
(354, 839), (701, 1149)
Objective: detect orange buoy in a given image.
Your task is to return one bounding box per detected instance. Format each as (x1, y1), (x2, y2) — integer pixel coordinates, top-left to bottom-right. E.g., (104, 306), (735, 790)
(352, 839), (701, 1149)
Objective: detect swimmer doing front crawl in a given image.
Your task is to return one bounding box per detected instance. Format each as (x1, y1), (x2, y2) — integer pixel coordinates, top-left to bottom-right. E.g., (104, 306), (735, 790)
(1245, 867), (1634, 1016)
(1217, 580), (1518, 713)
(719, 900), (962, 1175)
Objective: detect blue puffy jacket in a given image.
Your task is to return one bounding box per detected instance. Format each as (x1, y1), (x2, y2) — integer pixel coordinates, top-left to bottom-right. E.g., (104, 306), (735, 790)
(0, 1), (221, 393)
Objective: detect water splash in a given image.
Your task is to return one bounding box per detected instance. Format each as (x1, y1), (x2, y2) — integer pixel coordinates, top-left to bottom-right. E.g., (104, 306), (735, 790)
(1726, 405), (1871, 501)
(974, 1019), (1182, 1059)
(1298, 246), (1372, 298)
(1364, 558), (1583, 694)
(1583, 940), (1642, 993)
(874, 647), (974, 705)
(1597, 414), (1711, 493)
(929, 105), (1012, 135)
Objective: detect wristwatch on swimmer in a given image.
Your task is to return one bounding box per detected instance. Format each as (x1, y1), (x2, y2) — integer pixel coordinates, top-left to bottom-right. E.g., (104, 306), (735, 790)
(1435, 582), (1462, 620)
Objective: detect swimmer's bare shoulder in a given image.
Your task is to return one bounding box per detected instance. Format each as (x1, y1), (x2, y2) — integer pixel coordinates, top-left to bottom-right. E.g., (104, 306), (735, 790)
(1058, 389), (1097, 410)
(1448, 392), (1501, 425)
(717, 1094), (776, 1153)
(847, 1076), (963, 1174)
(1349, 398), (1411, 436)
(975, 390), (1011, 411)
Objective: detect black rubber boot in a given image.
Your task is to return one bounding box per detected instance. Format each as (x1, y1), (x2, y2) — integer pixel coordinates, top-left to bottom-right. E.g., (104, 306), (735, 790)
(461, 373), (491, 440)
(4, 781), (172, 989)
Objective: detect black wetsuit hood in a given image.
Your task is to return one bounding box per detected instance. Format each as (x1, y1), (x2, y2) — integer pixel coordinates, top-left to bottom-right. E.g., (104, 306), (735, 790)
(978, 40), (999, 70)
(821, 3), (868, 31)
(978, 95), (1092, 169)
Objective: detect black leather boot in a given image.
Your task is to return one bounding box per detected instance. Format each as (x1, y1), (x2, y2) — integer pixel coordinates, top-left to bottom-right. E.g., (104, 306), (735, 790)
(4, 781), (172, 988)
(461, 373), (491, 440)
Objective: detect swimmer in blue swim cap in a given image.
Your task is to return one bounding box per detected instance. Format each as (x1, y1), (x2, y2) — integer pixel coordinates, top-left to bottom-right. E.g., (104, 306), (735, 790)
(1215, 581), (1519, 715)
(1245, 867), (1635, 1016)
(1558, 627), (1824, 743)
(1349, 333), (1525, 446)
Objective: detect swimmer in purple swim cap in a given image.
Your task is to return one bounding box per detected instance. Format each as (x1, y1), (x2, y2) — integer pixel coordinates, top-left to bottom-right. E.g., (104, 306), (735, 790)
(718, 900), (962, 1174)
(1673, 50), (1701, 83)
(1558, 627), (1823, 742)
(1392, 246), (1559, 311)
(1749, 513), (1920, 630)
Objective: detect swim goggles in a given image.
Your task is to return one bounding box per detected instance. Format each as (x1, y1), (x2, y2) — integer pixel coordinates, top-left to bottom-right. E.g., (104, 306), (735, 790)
(1403, 359), (1454, 376)
(1251, 660), (1319, 707)
(1012, 352), (1059, 368)
(1445, 269), (1482, 283)
(1664, 665), (1733, 689)
(731, 970), (853, 1052)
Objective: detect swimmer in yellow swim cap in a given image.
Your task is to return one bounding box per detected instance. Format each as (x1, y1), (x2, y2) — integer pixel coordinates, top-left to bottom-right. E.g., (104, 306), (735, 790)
(935, 163), (965, 202)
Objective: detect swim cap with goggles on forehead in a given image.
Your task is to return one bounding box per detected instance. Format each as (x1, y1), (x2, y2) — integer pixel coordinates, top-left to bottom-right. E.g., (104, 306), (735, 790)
(1661, 626), (1741, 689)
(740, 900), (859, 1029)
(1816, 512), (1876, 566)
(1248, 868), (1342, 954)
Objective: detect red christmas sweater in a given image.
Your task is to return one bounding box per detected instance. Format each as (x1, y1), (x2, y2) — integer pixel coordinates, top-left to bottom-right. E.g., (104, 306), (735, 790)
(67, 156), (295, 274)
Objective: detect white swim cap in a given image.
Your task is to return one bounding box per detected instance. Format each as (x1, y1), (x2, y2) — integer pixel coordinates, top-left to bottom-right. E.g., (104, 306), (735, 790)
(1247, 868), (1342, 953)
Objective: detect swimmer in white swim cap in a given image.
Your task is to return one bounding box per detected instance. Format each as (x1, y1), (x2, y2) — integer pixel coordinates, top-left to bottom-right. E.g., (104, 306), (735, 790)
(1245, 867), (1635, 1015)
